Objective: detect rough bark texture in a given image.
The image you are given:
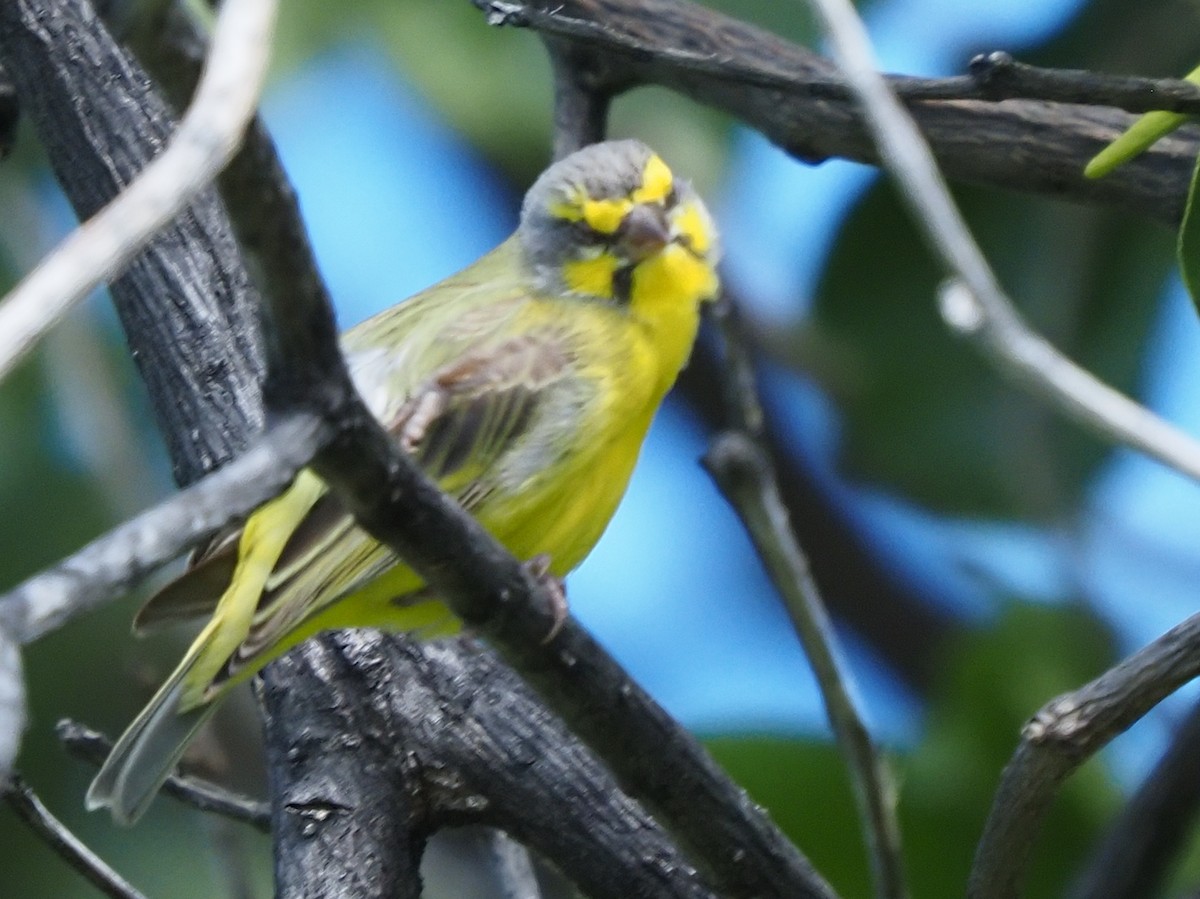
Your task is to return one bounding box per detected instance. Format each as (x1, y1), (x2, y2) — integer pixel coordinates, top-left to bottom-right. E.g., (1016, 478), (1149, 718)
(266, 633), (718, 899)
(0, 0), (264, 483)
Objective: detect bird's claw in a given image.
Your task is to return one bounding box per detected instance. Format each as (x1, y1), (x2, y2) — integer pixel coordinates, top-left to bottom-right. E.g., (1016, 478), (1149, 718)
(525, 553), (568, 643)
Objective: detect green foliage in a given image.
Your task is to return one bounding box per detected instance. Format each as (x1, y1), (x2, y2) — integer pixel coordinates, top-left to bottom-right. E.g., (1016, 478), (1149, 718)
(1085, 63), (1200, 179)
(1180, 154), (1200, 318)
(810, 180), (1172, 519)
(709, 604), (1119, 899)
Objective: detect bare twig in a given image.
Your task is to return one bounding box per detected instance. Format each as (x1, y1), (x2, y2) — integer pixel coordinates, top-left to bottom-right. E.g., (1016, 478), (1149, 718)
(704, 429), (907, 899)
(0, 628), (23, 780)
(4, 774), (146, 899)
(56, 720), (270, 831)
(968, 611), (1200, 898)
(702, 297), (906, 899)
(0, 0), (277, 381)
(0, 413), (325, 645)
(963, 51), (1200, 115)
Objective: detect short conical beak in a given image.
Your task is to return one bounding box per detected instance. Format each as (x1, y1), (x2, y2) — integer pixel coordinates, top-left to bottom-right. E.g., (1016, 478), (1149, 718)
(619, 204), (670, 261)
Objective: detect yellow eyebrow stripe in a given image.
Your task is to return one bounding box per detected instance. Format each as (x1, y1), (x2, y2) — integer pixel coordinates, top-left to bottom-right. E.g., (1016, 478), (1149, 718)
(674, 200), (712, 256)
(632, 154), (673, 205)
(547, 154), (675, 235)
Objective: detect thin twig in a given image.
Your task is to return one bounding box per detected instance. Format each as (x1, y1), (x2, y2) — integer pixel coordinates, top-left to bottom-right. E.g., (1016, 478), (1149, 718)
(56, 720), (271, 831)
(4, 774), (147, 899)
(0, 413), (325, 645)
(968, 611), (1200, 898)
(702, 297), (906, 899)
(703, 430), (907, 899)
(963, 51), (1200, 115)
(800, 0), (1200, 483)
(0, 627), (23, 781)
(0, 0), (278, 381)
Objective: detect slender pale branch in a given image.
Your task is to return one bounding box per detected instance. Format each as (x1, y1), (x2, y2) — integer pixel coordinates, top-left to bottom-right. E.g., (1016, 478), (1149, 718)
(0, 413), (325, 645)
(0, 0), (278, 381)
(704, 433), (908, 899)
(800, 0), (1200, 484)
(703, 293), (906, 899)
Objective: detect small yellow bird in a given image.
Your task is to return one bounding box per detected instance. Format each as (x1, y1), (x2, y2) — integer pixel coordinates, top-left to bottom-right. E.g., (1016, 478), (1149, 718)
(88, 139), (720, 824)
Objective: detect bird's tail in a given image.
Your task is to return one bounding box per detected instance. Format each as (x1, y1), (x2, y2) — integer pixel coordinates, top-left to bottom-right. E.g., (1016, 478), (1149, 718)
(86, 659), (216, 826)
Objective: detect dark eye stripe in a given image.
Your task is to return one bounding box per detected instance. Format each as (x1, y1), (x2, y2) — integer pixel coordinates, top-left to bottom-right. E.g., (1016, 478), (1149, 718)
(612, 264), (634, 304)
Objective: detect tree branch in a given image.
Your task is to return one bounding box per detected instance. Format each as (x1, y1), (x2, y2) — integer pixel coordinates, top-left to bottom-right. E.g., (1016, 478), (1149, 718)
(473, 0), (1199, 227)
(265, 632), (720, 899)
(968, 611), (1200, 898)
(695, 295), (907, 899)
(1065, 698), (1200, 899)
(3, 775), (146, 899)
(0, 0), (277, 381)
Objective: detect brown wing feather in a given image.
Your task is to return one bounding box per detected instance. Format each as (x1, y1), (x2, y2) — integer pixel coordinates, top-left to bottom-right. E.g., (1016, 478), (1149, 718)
(210, 331), (576, 687)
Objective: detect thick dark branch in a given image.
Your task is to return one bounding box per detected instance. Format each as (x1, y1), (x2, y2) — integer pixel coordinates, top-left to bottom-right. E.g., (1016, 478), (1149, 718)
(0, 0), (264, 482)
(969, 611), (1200, 899)
(475, 0), (1198, 227)
(266, 633), (719, 899)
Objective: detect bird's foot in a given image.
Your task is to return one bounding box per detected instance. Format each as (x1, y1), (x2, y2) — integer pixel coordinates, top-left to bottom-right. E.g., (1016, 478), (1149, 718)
(524, 553), (568, 644)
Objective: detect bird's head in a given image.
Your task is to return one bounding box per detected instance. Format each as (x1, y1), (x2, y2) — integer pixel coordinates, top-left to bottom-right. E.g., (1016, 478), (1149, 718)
(518, 140), (720, 311)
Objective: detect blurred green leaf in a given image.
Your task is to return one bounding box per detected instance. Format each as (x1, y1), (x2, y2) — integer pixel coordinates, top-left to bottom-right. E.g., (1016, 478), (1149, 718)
(903, 604), (1117, 898)
(1178, 153), (1200, 314)
(808, 178), (1172, 519)
(1085, 63), (1200, 179)
(708, 605), (1118, 899)
(705, 736), (873, 898)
